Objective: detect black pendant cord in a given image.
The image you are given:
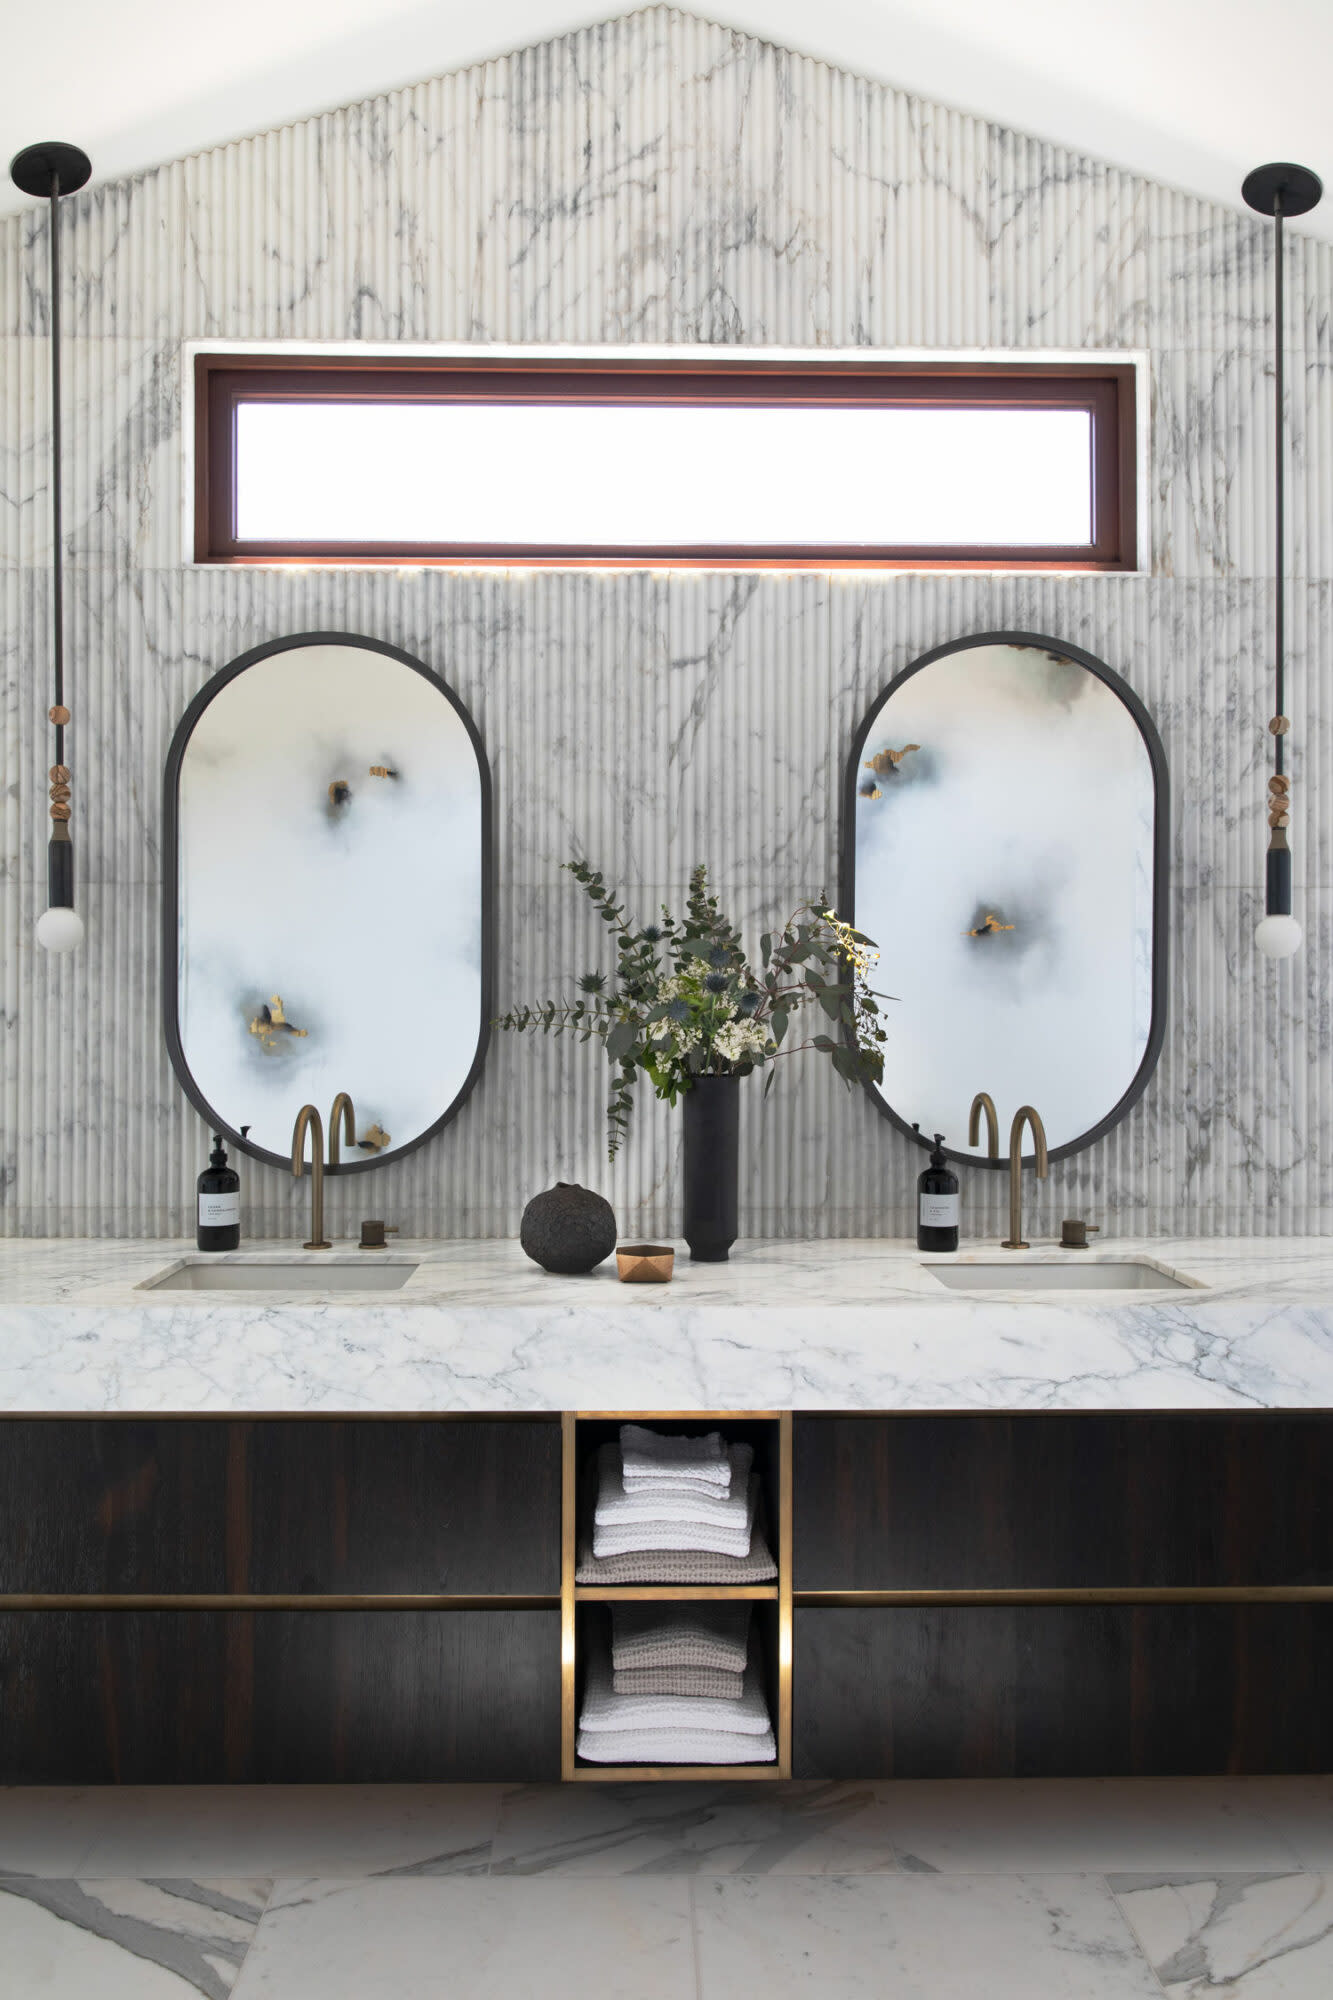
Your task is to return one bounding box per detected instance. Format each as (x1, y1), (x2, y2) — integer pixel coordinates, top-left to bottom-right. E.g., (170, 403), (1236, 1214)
(1273, 195), (1284, 782)
(48, 176), (64, 772)
(9, 141), (92, 937)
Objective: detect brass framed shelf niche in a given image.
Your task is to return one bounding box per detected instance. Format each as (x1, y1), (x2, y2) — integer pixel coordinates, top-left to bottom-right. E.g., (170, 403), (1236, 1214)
(560, 1411), (793, 1782)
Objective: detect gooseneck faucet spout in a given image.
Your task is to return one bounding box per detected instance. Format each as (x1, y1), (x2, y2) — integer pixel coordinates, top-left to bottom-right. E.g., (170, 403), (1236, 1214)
(968, 1091), (1000, 1159)
(1002, 1105), (1048, 1250)
(291, 1104), (331, 1249)
(328, 1092), (357, 1168)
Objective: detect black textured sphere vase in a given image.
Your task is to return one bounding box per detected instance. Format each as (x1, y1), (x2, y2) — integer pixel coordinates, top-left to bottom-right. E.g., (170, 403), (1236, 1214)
(682, 1074), (741, 1262)
(520, 1182), (617, 1274)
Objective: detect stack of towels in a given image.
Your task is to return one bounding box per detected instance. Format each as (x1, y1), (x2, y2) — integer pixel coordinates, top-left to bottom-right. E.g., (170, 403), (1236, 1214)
(576, 1604), (776, 1765)
(574, 1424), (778, 1584)
(574, 1424), (777, 1765)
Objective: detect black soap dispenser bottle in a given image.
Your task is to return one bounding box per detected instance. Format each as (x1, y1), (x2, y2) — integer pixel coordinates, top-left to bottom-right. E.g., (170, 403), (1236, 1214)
(915, 1127), (960, 1252)
(197, 1135), (241, 1252)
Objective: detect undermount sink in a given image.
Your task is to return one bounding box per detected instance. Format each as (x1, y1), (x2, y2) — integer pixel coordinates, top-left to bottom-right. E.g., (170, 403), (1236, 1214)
(141, 1259), (419, 1293)
(926, 1260), (1194, 1293)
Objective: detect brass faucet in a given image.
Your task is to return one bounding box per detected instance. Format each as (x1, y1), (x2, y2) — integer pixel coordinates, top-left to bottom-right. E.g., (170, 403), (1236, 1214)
(291, 1105), (331, 1249)
(1002, 1106), (1048, 1249)
(328, 1092), (357, 1167)
(968, 1091), (1000, 1159)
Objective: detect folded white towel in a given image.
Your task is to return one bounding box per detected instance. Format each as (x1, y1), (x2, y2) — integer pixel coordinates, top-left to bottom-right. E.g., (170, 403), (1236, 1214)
(621, 1471), (737, 1499)
(580, 1630), (771, 1736)
(611, 1603), (751, 1676)
(592, 1473), (758, 1558)
(594, 1443), (753, 1530)
(619, 1423), (731, 1487)
(576, 1725), (776, 1765)
(575, 1492), (777, 1584)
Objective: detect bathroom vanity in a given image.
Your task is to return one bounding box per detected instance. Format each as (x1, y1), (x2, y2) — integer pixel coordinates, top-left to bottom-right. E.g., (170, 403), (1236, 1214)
(2, 1238), (1332, 1785)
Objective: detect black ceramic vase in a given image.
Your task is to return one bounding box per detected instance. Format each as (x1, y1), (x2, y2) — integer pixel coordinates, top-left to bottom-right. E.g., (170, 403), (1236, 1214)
(681, 1073), (741, 1262)
(520, 1183), (617, 1274)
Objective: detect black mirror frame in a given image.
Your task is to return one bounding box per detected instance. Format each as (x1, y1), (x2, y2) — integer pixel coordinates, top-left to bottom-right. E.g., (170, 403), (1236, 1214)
(162, 629), (495, 1175)
(840, 628), (1169, 1170)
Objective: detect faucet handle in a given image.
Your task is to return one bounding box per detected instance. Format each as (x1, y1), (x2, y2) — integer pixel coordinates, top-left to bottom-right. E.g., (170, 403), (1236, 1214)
(1060, 1219), (1100, 1250)
(359, 1220), (399, 1250)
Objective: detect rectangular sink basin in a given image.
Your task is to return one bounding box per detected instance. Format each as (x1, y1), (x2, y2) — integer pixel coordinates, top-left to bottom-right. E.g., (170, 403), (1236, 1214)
(926, 1260), (1192, 1293)
(142, 1260), (418, 1293)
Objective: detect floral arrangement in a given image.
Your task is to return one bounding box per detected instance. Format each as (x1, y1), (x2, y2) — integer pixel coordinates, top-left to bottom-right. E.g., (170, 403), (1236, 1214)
(496, 860), (888, 1156)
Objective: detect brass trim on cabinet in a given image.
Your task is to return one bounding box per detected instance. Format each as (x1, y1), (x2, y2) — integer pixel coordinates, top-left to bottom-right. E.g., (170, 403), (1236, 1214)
(561, 1410), (578, 1782)
(794, 1587), (1333, 1607)
(777, 1410), (793, 1779)
(0, 1593), (560, 1612)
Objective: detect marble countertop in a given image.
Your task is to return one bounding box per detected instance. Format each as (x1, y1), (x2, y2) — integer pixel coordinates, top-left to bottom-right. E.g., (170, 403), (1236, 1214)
(0, 1236), (1331, 1414)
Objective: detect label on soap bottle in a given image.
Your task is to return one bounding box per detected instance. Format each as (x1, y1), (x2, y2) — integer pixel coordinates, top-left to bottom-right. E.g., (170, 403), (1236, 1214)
(919, 1193), (960, 1229)
(199, 1192), (240, 1227)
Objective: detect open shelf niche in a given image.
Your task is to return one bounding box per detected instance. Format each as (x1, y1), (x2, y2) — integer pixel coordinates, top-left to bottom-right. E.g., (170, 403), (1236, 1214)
(561, 1412), (792, 1780)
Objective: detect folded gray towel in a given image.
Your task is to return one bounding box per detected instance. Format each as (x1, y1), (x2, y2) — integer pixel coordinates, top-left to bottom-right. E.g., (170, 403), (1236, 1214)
(580, 1627), (771, 1735)
(611, 1603), (751, 1675)
(612, 1663), (745, 1699)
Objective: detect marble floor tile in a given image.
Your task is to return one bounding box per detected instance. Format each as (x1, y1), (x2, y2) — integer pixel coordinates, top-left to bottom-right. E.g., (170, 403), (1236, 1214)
(692, 1873), (1164, 1998)
(0, 1877), (269, 2000)
(877, 1777), (1304, 1875)
(491, 1780), (900, 1876)
(0, 1789), (98, 1875)
(1112, 1872), (1333, 1997)
(68, 1785), (503, 1878)
(230, 1878), (695, 1998)
(1241, 1780), (1333, 1869)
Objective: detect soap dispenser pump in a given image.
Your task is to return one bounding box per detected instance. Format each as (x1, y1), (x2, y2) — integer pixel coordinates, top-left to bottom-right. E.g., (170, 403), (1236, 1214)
(915, 1127), (960, 1253)
(197, 1134), (241, 1252)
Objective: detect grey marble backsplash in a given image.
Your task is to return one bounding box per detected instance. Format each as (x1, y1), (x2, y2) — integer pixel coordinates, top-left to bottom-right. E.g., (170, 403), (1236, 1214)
(0, 7), (1329, 1238)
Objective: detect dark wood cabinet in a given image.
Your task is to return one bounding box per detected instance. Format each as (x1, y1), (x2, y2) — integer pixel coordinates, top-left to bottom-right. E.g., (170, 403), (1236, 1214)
(0, 1417), (562, 1596)
(794, 1414), (1333, 1590)
(0, 1608), (560, 1782)
(793, 1604), (1333, 1777)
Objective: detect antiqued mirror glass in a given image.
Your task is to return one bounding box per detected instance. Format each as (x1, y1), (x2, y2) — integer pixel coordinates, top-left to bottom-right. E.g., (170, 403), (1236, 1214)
(844, 632), (1167, 1163)
(165, 633), (491, 1171)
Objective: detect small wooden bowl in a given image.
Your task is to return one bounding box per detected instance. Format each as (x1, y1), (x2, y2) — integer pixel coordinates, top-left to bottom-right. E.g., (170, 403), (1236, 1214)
(616, 1243), (675, 1283)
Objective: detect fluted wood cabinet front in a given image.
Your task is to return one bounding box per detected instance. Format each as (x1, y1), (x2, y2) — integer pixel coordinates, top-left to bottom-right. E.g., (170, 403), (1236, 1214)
(791, 1412), (1333, 1779)
(0, 1416), (563, 1783)
(0, 1608), (560, 1782)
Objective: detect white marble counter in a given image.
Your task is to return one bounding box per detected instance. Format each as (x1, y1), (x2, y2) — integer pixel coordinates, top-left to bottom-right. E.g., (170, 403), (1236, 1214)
(0, 1237), (1331, 1414)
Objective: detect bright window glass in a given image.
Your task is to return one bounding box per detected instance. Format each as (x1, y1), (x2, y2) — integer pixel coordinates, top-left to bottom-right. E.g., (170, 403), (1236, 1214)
(235, 402), (1093, 549)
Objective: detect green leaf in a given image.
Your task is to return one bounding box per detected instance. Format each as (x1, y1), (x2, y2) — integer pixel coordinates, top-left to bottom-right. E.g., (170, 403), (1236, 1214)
(605, 1020), (638, 1061)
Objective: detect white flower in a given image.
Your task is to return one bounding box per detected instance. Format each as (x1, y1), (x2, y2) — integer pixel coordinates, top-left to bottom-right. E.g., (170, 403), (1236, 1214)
(713, 1019), (771, 1065)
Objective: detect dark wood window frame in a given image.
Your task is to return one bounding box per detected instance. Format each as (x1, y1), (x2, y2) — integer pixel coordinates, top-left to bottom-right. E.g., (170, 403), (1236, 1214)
(193, 354), (1138, 571)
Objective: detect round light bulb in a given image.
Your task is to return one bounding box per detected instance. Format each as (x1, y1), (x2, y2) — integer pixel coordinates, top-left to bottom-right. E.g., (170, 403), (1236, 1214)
(1255, 912), (1302, 960)
(35, 904), (84, 954)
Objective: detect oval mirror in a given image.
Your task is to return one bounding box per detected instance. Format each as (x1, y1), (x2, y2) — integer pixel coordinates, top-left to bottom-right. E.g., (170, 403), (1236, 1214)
(164, 633), (492, 1172)
(843, 631), (1167, 1164)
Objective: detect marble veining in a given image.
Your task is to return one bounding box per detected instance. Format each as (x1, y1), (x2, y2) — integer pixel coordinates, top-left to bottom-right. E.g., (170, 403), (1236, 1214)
(0, 1877), (270, 1999)
(1, 1237), (1332, 1413)
(0, 8), (1331, 1242)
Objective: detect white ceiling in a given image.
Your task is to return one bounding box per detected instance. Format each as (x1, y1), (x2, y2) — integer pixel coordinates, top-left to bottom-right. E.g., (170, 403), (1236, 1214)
(3, 0), (1330, 240)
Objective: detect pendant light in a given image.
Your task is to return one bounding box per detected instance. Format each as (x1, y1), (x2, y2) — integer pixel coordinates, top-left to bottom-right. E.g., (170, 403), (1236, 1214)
(9, 141), (92, 954)
(1243, 162), (1322, 961)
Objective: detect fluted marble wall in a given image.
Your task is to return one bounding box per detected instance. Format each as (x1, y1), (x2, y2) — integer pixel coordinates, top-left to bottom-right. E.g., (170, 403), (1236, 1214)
(1, 6), (1329, 1239)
